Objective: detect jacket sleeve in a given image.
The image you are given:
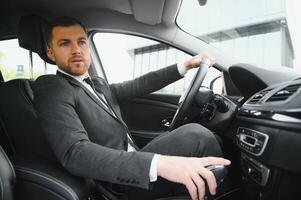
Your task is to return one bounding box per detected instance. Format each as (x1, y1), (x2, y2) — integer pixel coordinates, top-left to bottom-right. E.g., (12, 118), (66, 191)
(110, 64), (183, 102)
(33, 75), (154, 189)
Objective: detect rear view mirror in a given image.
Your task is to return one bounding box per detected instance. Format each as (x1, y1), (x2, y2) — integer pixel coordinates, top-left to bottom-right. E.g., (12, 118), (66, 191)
(198, 0), (207, 6)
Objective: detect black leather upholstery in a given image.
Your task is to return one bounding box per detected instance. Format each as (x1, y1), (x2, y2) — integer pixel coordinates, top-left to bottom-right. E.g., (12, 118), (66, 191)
(0, 79), (95, 200)
(0, 79), (56, 161)
(13, 155), (95, 200)
(0, 146), (16, 200)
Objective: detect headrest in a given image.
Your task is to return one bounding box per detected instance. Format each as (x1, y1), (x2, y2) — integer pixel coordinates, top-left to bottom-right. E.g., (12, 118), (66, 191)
(18, 15), (55, 65)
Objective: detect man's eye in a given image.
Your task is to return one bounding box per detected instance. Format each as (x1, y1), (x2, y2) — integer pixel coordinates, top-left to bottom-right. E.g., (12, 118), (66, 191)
(59, 42), (68, 47)
(79, 40), (86, 45)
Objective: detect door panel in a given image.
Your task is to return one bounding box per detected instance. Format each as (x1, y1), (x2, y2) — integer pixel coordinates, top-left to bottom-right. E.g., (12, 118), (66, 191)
(120, 93), (180, 147)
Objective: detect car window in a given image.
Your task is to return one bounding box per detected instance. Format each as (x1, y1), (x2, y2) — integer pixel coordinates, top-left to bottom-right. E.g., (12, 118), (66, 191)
(93, 33), (223, 95)
(0, 39), (57, 81)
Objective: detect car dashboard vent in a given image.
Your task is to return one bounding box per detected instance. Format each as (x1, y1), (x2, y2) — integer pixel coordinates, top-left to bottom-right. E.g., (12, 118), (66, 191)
(248, 89), (271, 104)
(266, 84), (301, 102)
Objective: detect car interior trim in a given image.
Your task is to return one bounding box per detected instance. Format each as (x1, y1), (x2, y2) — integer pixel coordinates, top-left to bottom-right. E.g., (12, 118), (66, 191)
(15, 166), (79, 200)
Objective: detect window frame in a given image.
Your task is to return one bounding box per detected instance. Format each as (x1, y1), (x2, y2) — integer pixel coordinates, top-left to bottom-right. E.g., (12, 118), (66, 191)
(90, 31), (224, 95)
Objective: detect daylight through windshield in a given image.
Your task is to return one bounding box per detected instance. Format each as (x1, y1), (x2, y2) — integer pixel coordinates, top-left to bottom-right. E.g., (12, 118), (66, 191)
(177, 0), (301, 70)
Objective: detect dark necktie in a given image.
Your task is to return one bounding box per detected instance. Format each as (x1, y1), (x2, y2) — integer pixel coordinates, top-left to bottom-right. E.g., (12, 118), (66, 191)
(83, 77), (111, 112)
(83, 77), (137, 150)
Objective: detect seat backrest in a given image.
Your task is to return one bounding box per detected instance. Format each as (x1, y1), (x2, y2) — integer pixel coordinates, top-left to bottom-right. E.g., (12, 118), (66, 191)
(0, 146), (16, 200)
(0, 79), (56, 161)
(0, 79), (95, 200)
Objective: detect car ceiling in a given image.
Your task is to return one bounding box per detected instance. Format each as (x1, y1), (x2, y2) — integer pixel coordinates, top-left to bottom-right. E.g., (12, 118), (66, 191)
(0, 0), (249, 74)
(0, 0), (181, 40)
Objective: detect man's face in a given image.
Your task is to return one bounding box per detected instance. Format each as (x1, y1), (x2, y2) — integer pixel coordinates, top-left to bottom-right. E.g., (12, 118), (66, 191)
(47, 24), (91, 76)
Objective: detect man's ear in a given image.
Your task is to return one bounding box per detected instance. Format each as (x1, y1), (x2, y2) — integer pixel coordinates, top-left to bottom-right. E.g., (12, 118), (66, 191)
(47, 48), (55, 62)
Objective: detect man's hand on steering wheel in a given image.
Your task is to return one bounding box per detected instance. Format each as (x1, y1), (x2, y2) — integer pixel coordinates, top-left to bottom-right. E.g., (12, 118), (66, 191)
(169, 52), (215, 131)
(183, 52), (215, 70)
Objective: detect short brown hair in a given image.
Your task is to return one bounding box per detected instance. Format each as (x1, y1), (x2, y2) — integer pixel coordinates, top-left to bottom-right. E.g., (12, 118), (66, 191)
(46, 16), (87, 47)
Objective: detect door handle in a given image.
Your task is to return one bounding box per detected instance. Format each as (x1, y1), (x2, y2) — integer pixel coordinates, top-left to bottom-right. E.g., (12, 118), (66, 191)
(161, 118), (171, 128)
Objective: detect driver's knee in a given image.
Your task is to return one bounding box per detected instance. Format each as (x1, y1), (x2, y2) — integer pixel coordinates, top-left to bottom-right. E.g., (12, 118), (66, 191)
(178, 123), (213, 140)
(177, 123), (222, 157)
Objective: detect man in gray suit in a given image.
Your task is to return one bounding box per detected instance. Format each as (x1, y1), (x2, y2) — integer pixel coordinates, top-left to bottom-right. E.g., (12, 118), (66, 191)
(33, 17), (230, 200)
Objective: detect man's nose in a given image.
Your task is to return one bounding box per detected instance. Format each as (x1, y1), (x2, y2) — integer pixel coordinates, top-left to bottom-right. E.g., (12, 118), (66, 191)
(71, 43), (81, 55)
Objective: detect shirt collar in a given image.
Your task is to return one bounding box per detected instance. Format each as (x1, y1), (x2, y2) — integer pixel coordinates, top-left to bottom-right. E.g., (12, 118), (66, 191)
(57, 69), (89, 83)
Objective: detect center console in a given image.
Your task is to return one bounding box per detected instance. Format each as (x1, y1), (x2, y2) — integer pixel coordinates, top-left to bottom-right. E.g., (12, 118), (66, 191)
(235, 108), (301, 199)
(236, 127), (268, 156)
(236, 127), (271, 187)
(240, 152), (270, 187)
(234, 119), (301, 200)
(234, 82), (301, 198)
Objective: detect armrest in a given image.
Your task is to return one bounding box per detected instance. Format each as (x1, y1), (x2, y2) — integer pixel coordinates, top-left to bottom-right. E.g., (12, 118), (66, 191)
(11, 156), (96, 200)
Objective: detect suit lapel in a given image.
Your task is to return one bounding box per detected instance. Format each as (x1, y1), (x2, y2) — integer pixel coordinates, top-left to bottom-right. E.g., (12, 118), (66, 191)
(92, 78), (122, 119)
(56, 71), (138, 149)
(56, 71), (118, 119)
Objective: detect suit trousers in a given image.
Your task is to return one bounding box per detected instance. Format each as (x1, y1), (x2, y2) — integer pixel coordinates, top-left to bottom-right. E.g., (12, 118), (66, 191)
(123, 123), (223, 200)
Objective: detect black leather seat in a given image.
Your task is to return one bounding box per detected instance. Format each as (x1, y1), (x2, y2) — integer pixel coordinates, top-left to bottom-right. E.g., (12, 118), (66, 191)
(0, 146), (15, 200)
(0, 79), (56, 160)
(0, 79), (96, 200)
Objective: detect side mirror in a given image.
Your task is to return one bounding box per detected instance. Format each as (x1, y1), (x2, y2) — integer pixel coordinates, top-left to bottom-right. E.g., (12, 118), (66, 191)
(198, 0), (207, 6)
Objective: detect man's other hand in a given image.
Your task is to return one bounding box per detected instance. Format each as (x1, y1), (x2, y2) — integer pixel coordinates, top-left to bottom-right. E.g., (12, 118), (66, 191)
(184, 52), (215, 70)
(157, 155), (231, 200)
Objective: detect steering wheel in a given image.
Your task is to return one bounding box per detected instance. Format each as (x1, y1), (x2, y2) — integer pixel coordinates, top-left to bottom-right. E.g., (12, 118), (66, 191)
(168, 58), (211, 131)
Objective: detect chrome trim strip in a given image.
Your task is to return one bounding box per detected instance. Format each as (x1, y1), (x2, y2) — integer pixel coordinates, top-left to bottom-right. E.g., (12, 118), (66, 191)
(271, 113), (301, 123)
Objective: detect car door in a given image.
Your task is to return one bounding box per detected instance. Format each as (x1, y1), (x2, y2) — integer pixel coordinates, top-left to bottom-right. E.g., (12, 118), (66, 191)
(92, 33), (223, 148)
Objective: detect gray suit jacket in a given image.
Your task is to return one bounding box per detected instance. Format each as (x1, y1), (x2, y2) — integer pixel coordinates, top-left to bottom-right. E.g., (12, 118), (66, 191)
(33, 64), (182, 189)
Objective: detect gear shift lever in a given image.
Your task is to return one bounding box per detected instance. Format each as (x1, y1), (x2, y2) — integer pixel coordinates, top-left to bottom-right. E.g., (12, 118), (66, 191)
(205, 165), (228, 199)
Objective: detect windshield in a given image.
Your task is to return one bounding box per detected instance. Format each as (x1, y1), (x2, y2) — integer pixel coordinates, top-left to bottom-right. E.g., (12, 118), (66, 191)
(177, 0), (301, 70)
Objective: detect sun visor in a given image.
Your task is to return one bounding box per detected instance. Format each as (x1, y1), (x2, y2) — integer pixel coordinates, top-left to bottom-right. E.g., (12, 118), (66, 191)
(130, 0), (164, 25)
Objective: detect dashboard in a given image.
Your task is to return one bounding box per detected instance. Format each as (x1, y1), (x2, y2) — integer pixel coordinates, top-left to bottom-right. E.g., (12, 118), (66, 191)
(226, 65), (301, 199)
(185, 62), (301, 198)
(236, 75), (301, 172)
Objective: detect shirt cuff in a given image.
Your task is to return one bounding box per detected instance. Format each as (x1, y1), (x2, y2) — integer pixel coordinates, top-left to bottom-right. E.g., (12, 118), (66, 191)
(149, 154), (160, 182)
(177, 62), (188, 76)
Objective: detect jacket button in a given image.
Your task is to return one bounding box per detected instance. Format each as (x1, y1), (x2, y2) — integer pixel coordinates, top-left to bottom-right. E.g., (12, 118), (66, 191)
(120, 178), (125, 183)
(131, 180), (136, 184)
